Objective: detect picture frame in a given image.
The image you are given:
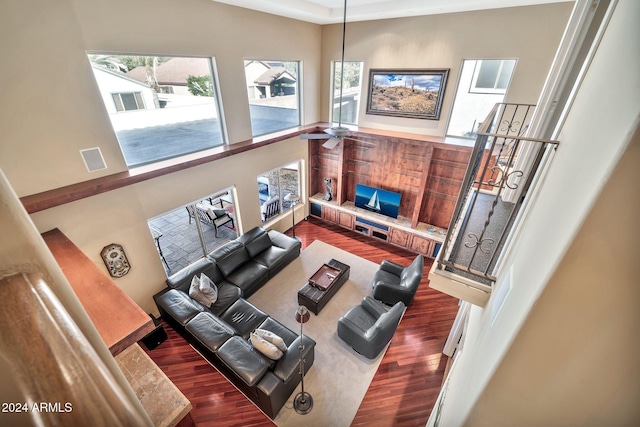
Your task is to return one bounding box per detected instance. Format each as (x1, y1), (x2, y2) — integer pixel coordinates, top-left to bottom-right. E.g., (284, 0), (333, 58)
(366, 68), (449, 120)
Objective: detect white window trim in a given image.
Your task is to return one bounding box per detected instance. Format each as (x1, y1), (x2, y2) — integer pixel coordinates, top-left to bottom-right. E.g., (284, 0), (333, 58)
(112, 92), (145, 112)
(330, 60), (364, 126)
(469, 60), (515, 95)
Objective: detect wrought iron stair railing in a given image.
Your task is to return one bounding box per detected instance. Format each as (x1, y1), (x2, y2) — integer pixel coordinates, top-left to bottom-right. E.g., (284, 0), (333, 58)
(435, 103), (559, 287)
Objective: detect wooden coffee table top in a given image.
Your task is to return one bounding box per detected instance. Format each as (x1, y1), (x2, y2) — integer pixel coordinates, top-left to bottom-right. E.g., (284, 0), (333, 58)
(298, 259), (350, 313)
(308, 263), (342, 291)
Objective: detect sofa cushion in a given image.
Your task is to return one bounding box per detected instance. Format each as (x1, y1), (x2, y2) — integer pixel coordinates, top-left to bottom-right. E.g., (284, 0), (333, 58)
(225, 262), (269, 296)
(186, 312), (235, 352)
(209, 240), (251, 277)
(251, 246), (290, 274)
(217, 336), (269, 387)
(155, 289), (203, 326)
(167, 256), (224, 293)
(239, 227), (273, 258)
(268, 229), (302, 254)
(220, 298), (268, 338)
(207, 283), (242, 316)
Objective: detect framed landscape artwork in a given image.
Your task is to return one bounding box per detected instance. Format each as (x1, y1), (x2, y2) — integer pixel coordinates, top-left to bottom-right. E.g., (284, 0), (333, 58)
(366, 69), (449, 120)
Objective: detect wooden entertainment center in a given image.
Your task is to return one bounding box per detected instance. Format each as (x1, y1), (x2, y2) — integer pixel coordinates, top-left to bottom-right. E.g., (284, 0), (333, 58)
(310, 193), (447, 258)
(308, 130), (473, 258)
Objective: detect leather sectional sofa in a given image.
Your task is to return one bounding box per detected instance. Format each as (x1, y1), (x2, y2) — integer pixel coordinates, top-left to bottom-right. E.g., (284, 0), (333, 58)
(154, 227), (315, 419)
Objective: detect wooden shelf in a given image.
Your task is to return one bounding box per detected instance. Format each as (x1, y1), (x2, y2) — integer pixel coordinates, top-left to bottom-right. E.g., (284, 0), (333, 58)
(309, 194), (447, 258)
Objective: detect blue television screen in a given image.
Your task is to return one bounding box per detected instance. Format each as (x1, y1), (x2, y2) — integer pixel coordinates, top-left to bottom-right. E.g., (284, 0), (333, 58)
(354, 184), (402, 219)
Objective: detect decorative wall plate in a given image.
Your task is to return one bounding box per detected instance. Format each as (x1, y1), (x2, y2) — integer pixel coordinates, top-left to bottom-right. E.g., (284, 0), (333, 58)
(101, 243), (131, 278)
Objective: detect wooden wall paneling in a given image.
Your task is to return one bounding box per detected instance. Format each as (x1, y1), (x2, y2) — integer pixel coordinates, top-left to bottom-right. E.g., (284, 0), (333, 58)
(427, 176), (467, 197)
(476, 148), (499, 191)
(422, 191), (460, 228)
(308, 141), (320, 195)
(421, 147), (471, 228)
(346, 139), (376, 201)
(394, 142), (425, 220)
(336, 139), (347, 205)
(311, 130), (473, 232)
(412, 145), (433, 227)
(311, 140), (343, 197)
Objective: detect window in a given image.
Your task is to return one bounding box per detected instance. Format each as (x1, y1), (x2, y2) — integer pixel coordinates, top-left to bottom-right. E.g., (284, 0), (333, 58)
(148, 188), (237, 275)
(88, 53), (226, 167)
(470, 60), (516, 94)
(447, 59), (517, 138)
(112, 92), (145, 111)
(257, 161), (301, 223)
(244, 60), (300, 137)
(332, 61), (363, 125)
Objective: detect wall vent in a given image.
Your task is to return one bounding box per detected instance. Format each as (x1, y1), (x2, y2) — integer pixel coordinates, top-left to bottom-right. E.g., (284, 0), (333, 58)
(80, 147), (107, 172)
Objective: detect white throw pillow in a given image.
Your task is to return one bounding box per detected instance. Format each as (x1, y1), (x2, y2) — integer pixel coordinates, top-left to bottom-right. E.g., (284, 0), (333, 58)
(188, 274), (217, 307)
(253, 328), (287, 352)
(199, 273), (218, 303)
(250, 332), (284, 360)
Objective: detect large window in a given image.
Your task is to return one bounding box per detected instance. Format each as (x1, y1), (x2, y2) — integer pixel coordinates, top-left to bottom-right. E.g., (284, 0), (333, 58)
(447, 59), (517, 138)
(257, 161), (301, 223)
(88, 54), (226, 167)
(332, 61), (363, 125)
(244, 60), (300, 137)
(148, 188), (237, 275)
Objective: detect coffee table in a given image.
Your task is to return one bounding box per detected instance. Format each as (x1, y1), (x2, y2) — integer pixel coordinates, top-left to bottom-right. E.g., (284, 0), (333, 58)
(298, 259), (350, 314)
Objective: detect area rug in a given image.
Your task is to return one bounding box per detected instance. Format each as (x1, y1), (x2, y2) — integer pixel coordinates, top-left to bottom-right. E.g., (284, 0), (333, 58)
(248, 240), (386, 427)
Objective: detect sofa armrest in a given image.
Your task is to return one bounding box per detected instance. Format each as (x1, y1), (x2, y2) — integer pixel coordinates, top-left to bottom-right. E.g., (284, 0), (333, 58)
(155, 289), (203, 326)
(268, 230), (301, 254)
(379, 260), (405, 277)
(273, 335), (315, 383)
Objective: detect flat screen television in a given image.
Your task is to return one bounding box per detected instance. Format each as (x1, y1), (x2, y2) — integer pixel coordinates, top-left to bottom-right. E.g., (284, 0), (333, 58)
(354, 184), (402, 219)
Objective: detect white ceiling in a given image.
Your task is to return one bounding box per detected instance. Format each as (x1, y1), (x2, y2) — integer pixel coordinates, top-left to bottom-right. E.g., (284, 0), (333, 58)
(211, 0), (572, 24)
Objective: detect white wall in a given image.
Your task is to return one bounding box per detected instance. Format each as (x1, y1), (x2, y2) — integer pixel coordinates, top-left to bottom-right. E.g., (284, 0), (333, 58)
(320, 3), (573, 136)
(433, 0), (640, 424)
(0, 0), (322, 197)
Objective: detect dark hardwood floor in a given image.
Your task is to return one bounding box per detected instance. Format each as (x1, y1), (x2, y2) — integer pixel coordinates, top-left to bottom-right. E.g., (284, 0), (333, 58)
(144, 217), (459, 426)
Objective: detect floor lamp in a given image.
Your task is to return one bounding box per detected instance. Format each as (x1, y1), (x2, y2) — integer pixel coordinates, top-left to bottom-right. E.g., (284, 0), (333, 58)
(293, 305), (313, 415)
(284, 193), (301, 239)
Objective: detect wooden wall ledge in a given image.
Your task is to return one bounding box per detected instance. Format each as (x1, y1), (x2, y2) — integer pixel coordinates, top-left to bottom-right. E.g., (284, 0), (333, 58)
(42, 228), (154, 356)
(20, 124), (471, 214)
(20, 125), (321, 214)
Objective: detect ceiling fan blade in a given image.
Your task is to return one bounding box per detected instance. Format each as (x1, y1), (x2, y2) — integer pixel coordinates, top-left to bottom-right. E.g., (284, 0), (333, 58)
(300, 133), (332, 140)
(322, 137), (341, 149)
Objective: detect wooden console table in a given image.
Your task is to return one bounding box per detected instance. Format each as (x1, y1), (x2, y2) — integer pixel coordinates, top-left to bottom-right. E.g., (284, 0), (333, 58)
(309, 193), (447, 259)
(42, 228), (155, 356)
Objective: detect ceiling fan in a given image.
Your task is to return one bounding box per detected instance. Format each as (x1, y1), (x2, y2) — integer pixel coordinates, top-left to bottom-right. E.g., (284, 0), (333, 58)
(300, 0), (351, 150)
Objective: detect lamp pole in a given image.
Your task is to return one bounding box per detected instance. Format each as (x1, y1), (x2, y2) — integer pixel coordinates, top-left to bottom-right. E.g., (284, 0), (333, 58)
(284, 193), (301, 239)
(294, 306), (312, 414)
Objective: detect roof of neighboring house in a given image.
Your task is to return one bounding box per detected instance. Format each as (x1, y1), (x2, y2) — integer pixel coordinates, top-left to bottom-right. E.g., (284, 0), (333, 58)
(91, 64), (151, 88)
(254, 67), (297, 85)
(126, 57), (211, 86)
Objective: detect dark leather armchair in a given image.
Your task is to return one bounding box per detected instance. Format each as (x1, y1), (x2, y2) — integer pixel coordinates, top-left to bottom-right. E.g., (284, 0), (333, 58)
(371, 254), (423, 306)
(337, 296), (404, 359)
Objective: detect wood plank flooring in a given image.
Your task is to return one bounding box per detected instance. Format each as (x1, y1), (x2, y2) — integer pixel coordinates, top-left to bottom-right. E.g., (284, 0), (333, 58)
(143, 217), (459, 426)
